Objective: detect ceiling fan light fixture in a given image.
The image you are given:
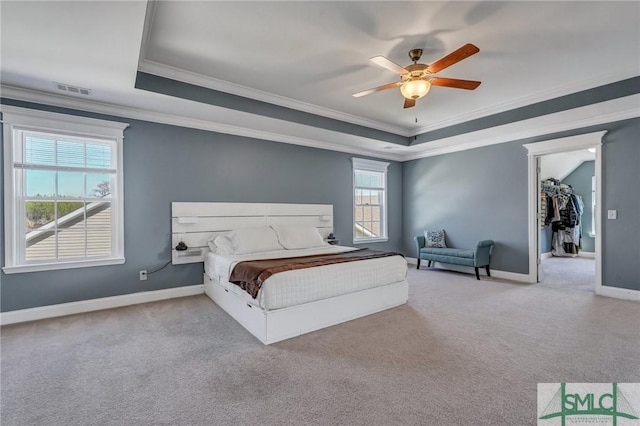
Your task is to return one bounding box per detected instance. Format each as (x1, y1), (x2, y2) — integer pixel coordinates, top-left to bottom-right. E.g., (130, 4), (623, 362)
(400, 79), (431, 100)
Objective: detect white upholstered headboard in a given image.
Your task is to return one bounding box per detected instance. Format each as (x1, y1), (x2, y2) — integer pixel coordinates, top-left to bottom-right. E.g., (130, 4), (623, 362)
(171, 202), (334, 264)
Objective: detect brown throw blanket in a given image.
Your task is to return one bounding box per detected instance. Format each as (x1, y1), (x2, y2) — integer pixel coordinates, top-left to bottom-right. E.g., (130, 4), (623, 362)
(229, 248), (403, 299)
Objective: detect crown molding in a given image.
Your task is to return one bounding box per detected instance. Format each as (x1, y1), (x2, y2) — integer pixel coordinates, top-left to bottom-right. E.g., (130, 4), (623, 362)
(400, 94), (640, 161)
(523, 131), (606, 156)
(0, 85), (405, 162)
(3, 85), (637, 165)
(138, 59), (413, 138)
(139, 56), (636, 140)
(412, 70), (639, 135)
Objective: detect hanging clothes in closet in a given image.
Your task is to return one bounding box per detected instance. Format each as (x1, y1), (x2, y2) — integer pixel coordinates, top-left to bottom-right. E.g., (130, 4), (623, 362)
(542, 178), (585, 257)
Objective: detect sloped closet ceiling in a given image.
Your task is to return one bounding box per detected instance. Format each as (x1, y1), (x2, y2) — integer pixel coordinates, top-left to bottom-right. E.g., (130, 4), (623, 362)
(540, 150), (596, 182)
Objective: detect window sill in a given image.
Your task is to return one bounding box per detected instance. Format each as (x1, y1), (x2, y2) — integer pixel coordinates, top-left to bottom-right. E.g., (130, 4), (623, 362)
(2, 257), (125, 274)
(353, 237), (388, 244)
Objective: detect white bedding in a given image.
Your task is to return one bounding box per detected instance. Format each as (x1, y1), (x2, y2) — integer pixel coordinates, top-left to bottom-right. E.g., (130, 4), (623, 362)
(204, 246), (407, 311)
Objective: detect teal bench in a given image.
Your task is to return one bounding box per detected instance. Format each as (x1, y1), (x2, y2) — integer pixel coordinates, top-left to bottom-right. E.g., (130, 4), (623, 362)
(414, 236), (495, 280)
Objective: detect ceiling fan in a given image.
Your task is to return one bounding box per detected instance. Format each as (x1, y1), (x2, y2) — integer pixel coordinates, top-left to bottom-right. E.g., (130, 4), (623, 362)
(353, 43), (481, 109)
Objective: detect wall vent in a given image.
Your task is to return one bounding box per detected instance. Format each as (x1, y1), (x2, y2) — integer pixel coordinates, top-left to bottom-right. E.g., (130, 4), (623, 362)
(54, 82), (91, 96)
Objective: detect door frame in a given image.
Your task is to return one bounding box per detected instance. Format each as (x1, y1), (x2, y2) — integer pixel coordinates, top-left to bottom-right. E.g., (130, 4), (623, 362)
(524, 131), (606, 291)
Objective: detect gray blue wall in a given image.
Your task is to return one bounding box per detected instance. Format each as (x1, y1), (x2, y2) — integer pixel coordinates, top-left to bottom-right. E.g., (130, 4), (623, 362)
(403, 140), (529, 274)
(562, 161), (595, 253)
(0, 99), (403, 312)
(2, 105), (638, 312)
(402, 118), (640, 291)
(602, 121), (640, 291)
(541, 223), (553, 254)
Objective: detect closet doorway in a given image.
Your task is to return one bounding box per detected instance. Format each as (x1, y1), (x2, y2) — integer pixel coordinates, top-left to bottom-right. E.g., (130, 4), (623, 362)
(524, 131), (605, 294)
(538, 151), (595, 292)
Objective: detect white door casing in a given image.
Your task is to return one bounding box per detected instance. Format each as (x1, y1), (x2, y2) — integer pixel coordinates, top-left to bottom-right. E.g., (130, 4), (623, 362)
(523, 131), (605, 290)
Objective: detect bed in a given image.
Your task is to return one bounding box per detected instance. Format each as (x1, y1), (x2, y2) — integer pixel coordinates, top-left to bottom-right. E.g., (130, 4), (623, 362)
(171, 202), (408, 344)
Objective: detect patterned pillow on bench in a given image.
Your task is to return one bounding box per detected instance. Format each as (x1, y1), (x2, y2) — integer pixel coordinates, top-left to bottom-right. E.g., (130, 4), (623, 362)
(424, 229), (447, 248)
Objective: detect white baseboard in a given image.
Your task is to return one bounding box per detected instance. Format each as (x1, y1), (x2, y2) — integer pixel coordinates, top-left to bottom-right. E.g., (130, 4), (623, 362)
(411, 258), (530, 283)
(490, 270), (531, 283)
(0, 285), (205, 326)
(541, 252), (595, 259)
(596, 285), (640, 302)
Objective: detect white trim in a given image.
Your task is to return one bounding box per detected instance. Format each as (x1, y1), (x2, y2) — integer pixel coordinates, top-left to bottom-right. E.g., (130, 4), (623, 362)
(0, 85), (405, 162)
(596, 286), (640, 302)
(527, 151), (539, 284)
(413, 70), (637, 135)
(541, 252), (595, 259)
(594, 148), (603, 296)
(402, 94), (639, 161)
(138, 59), (412, 137)
(353, 237), (388, 244)
(415, 261), (530, 283)
(351, 157), (390, 172)
(2, 257), (125, 275)
(578, 251), (596, 259)
(491, 270), (531, 283)
(0, 285), (204, 326)
(1, 105), (128, 273)
(523, 132), (607, 156)
(352, 158), (389, 244)
(3, 86), (638, 164)
(524, 132), (605, 288)
(0, 104), (129, 136)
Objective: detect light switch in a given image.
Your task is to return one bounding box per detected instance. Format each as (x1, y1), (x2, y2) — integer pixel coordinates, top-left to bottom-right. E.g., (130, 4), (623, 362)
(607, 210), (617, 219)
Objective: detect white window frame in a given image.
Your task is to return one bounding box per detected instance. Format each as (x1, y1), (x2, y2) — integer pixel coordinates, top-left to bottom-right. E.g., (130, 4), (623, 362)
(352, 158), (389, 244)
(2, 105), (128, 274)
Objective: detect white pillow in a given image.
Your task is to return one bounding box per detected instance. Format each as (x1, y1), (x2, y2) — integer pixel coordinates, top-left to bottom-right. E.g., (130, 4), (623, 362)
(206, 233), (235, 255)
(227, 226), (284, 254)
(216, 234), (235, 255)
(272, 225), (328, 250)
(207, 236), (217, 252)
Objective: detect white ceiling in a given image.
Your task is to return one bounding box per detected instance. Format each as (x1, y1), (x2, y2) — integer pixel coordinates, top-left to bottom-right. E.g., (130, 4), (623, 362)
(1, 1), (639, 160)
(540, 149), (595, 182)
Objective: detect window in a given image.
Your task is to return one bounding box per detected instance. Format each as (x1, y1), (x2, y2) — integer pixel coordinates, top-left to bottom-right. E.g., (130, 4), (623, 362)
(352, 158), (389, 243)
(2, 106), (128, 273)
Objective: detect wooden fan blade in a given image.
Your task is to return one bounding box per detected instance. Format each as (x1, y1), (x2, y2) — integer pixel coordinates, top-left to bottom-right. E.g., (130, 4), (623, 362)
(426, 43), (479, 74)
(430, 77), (481, 90)
(403, 98), (416, 109)
(352, 81), (402, 98)
(370, 56), (409, 75)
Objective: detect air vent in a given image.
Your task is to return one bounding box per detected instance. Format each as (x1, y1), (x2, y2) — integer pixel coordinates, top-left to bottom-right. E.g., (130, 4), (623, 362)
(54, 82), (91, 96)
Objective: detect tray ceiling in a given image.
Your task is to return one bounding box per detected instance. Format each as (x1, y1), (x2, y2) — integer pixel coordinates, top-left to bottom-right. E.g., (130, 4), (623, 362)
(1, 1), (639, 160)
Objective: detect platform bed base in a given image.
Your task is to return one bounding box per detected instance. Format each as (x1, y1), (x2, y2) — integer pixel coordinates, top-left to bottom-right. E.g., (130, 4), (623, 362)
(203, 273), (409, 345)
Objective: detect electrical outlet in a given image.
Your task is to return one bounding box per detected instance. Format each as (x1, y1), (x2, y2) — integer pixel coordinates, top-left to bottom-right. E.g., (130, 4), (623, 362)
(607, 210), (617, 220)
(139, 270), (147, 281)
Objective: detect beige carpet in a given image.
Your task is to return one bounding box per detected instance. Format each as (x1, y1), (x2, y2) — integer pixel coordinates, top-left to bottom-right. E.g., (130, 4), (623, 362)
(1, 268), (639, 426)
(540, 256), (596, 293)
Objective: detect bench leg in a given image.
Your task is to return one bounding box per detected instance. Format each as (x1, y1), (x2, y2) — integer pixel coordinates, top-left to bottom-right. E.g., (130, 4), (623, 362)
(417, 259), (421, 269)
(474, 267), (480, 280)
(427, 260), (432, 267)
(485, 265), (491, 277)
